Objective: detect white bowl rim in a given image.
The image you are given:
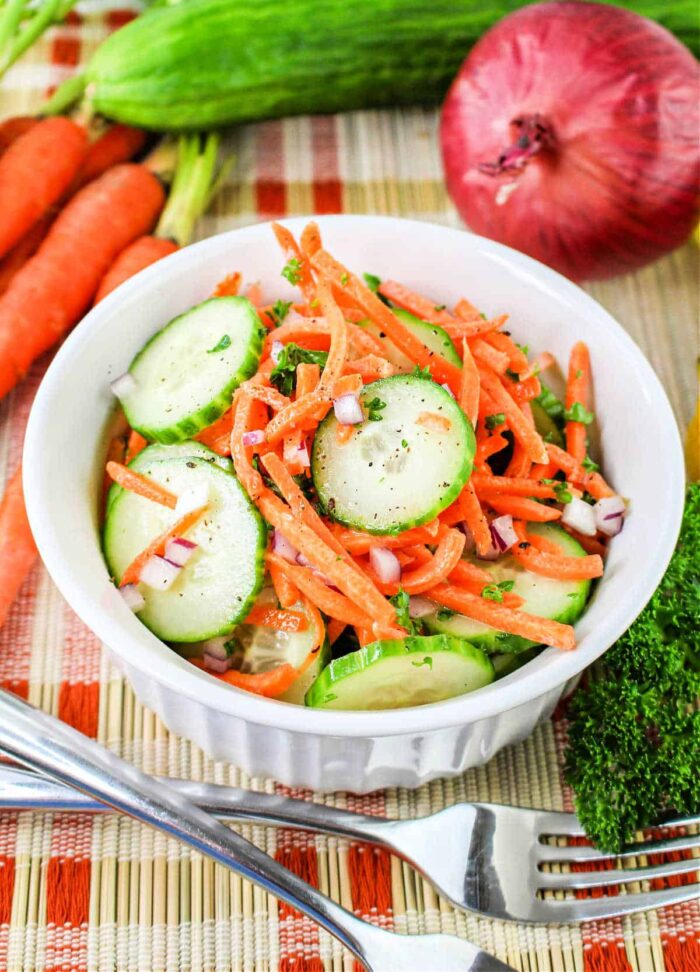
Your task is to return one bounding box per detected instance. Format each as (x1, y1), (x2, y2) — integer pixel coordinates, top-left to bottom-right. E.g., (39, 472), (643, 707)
(23, 215), (685, 738)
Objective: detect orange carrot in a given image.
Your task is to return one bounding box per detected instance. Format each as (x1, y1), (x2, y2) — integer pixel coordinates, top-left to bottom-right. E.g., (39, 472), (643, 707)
(125, 430), (148, 464)
(231, 392), (266, 500)
(0, 116), (36, 155)
(72, 125), (148, 191)
(448, 559), (496, 587)
(120, 505), (207, 587)
(546, 444), (614, 498)
(244, 606), (309, 632)
(315, 280), (349, 396)
(485, 495), (561, 522)
(524, 529), (563, 555)
(95, 236), (178, 302)
(471, 338), (510, 374)
(458, 481), (492, 556)
(428, 583), (576, 651)
(459, 339), (479, 426)
(235, 383), (289, 412)
(454, 298), (481, 321)
(195, 408), (235, 455)
(205, 660), (300, 698)
(0, 164), (165, 400)
(0, 117), (87, 260)
(443, 314), (508, 341)
(475, 433), (509, 466)
(264, 392), (330, 445)
(397, 527), (466, 595)
(333, 373), (362, 398)
(271, 222), (316, 299)
(213, 272), (242, 297)
(565, 341), (591, 462)
(471, 473), (557, 500)
(269, 559), (300, 608)
(478, 368), (548, 464)
(335, 424), (355, 445)
(300, 221), (323, 259)
(505, 441), (532, 478)
(510, 540), (603, 580)
(377, 280), (457, 327)
(106, 461), (178, 509)
(486, 331), (529, 373)
(297, 362), (321, 398)
(343, 354), (397, 382)
(0, 466), (37, 629)
(327, 619), (346, 644)
(331, 521), (439, 555)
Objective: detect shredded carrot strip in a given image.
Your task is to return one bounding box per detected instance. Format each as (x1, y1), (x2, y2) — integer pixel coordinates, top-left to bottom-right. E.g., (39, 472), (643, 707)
(475, 433), (509, 466)
(486, 495), (561, 522)
(486, 331), (529, 373)
(377, 280), (457, 327)
(331, 520), (439, 555)
(471, 473), (557, 500)
(269, 559), (300, 609)
(560, 526), (608, 558)
(478, 368), (548, 464)
(213, 271), (242, 297)
(106, 461), (178, 509)
(397, 527), (466, 595)
(472, 338), (510, 374)
(511, 540), (603, 580)
(271, 222), (316, 300)
(326, 618), (346, 645)
(264, 392), (330, 445)
(212, 661), (299, 698)
(235, 383), (289, 412)
(524, 530), (563, 555)
(120, 506), (207, 587)
(333, 373), (363, 398)
(343, 354), (396, 381)
(346, 323), (388, 356)
(444, 314), (508, 341)
(300, 221), (322, 260)
(455, 298), (482, 321)
(230, 393), (266, 500)
(458, 481), (492, 556)
(315, 280), (349, 396)
(245, 605), (309, 632)
(505, 441), (532, 478)
(448, 559), (495, 587)
(459, 339), (479, 426)
(565, 341), (591, 462)
(195, 408), (234, 452)
(355, 626), (374, 647)
(263, 318), (331, 356)
(335, 424), (355, 445)
(546, 444), (614, 498)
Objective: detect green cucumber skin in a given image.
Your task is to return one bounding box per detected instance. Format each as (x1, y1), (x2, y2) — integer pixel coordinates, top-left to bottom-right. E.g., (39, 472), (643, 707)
(85, 1), (699, 131)
(392, 309), (462, 367)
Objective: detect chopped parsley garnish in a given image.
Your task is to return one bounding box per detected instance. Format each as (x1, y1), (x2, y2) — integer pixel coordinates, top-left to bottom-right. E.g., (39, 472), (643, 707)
(516, 342), (529, 355)
(281, 257), (303, 285)
(434, 304), (446, 311)
(363, 272), (381, 292)
(582, 455), (600, 473)
(412, 656), (433, 670)
(485, 412), (506, 430)
(411, 365), (432, 379)
(265, 299), (292, 327)
(389, 588), (424, 635)
(207, 334), (231, 353)
(436, 607), (455, 621)
(270, 342), (328, 396)
(575, 368), (583, 379)
(564, 402), (594, 425)
(401, 439), (408, 449)
(552, 482), (573, 504)
(482, 580), (515, 603)
(505, 368), (520, 383)
(340, 272), (349, 286)
(366, 396), (387, 421)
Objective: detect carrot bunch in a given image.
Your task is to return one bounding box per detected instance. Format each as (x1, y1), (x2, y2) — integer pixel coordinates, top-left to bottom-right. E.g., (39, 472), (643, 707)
(105, 221), (619, 699)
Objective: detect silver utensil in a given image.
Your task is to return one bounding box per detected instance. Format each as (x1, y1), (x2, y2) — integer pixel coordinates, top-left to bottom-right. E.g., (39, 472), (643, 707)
(0, 689), (513, 972)
(3, 762), (697, 923)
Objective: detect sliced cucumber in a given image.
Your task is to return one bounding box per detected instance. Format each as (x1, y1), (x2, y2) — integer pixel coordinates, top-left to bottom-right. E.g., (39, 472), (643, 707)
(312, 375), (474, 534)
(104, 457), (265, 641)
(361, 308), (461, 372)
(531, 400), (564, 448)
(118, 297), (263, 443)
(491, 646), (541, 679)
(425, 524), (590, 653)
(305, 634), (494, 710)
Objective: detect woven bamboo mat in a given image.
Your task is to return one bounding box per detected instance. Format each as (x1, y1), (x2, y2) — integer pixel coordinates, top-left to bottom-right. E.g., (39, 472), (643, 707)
(0, 6), (698, 971)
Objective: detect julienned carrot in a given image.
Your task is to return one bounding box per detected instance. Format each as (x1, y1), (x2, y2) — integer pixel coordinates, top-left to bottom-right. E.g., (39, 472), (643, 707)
(331, 520), (439, 554)
(505, 442), (532, 478)
(565, 341), (591, 462)
(510, 541), (604, 581)
(0, 117), (87, 260)
(244, 605), (308, 632)
(73, 125), (148, 191)
(300, 221), (322, 259)
(106, 461), (178, 509)
(486, 495), (561, 522)
(344, 354), (396, 382)
(459, 339), (479, 426)
(475, 434), (509, 467)
(428, 583), (576, 651)
(458, 481), (492, 557)
(196, 407), (234, 455)
(0, 164), (165, 399)
(268, 559), (300, 608)
(560, 526), (608, 557)
(311, 249), (462, 393)
(523, 529), (563, 555)
(471, 338), (510, 375)
(486, 330), (529, 373)
(478, 368), (548, 464)
(315, 280), (349, 396)
(448, 559), (497, 587)
(95, 237), (179, 302)
(471, 473), (557, 500)
(455, 297), (481, 321)
(297, 362), (321, 398)
(235, 382), (289, 413)
(327, 619), (346, 644)
(0, 465), (37, 629)
(120, 506), (207, 587)
(396, 527), (466, 595)
(264, 391), (330, 445)
(125, 430), (148, 464)
(213, 272), (242, 297)
(231, 392), (266, 499)
(377, 279), (457, 327)
(333, 373), (362, 398)
(546, 444), (614, 498)
(204, 659), (299, 698)
(443, 314), (507, 341)
(271, 222), (316, 300)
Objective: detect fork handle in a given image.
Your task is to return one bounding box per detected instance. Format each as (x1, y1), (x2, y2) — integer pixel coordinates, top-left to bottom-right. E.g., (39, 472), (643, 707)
(0, 688), (387, 970)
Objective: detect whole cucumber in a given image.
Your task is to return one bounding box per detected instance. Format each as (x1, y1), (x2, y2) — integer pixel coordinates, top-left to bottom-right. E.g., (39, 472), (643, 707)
(84, 0), (700, 131)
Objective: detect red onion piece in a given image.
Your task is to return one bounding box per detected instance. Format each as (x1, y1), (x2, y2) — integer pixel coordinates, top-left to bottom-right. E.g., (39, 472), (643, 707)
(110, 371), (137, 398)
(594, 496), (626, 536)
(440, 2), (700, 281)
(139, 555), (181, 591)
(203, 652), (234, 673)
(242, 429), (265, 447)
(296, 442), (310, 468)
(333, 393), (364, 426)
(272, 528), (299, 564)
(164, 536), (197, 567)
(476, 539), (500, 561)
(459, 522), (476, 554)
(409, 596), (436, 619)
(120, 583), (145, 612)
(489, 514), (518, 552)
(561, 497), (597, 537)
(270, 340), (284, 364)
(369, 547), (401, 584)
(175, 482), (209, 516)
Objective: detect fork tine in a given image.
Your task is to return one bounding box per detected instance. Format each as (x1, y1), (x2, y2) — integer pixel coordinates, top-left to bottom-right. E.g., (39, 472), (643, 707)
(536, 883), (700, 922)
(532, 811), (587, 836)
(537, 831), (700, 863)
(538, 856), (699, 890)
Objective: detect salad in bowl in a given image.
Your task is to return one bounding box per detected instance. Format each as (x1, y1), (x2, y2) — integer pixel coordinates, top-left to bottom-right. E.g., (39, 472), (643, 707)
(102, 221), (626, 711)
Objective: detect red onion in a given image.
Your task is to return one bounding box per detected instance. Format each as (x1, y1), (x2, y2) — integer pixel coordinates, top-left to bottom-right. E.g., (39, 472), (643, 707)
(272, 528), (299, 563)
(594, 495), (626, 537)
(110, 371), (137, 398)
(476, 538), (500, 561)
(561, 497), (597, 537)
(120, 583), (145, 612)
(440, 2), (700, 281)
(333, 393), (364, 425)
(283, 439), (310, 467)
(270, 340), (284, 364)
(369, 547), (401, 584)
(409, 596), (436, 619)
(203, 652), (235, 673)
(489, 514), (518, 552)
(140, 555), (181, 590)
(175, 482), (209, 515)
(164, 536), (197, 567)
(242, 429), (265, 447)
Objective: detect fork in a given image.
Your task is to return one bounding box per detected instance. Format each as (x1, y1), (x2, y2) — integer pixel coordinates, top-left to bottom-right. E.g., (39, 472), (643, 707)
(0, 689), (514, 972)
(3, 765), (697, 923)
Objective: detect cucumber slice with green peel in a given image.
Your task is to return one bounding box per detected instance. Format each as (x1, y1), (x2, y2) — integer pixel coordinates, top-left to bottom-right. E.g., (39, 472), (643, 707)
(305, 634), (494, 710)
(361, 308), (461, 372)
(491, 646), (541, 679)
(312, 375), (475, 534)
(531, 400), (564, 448)
(103, 457), (265, 642)
(425, 524), (591, 654)
(118, 297), (263, 443)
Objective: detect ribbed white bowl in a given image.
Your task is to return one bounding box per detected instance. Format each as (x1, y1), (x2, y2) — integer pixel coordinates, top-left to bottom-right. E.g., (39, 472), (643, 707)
(23, 217), (684, 792)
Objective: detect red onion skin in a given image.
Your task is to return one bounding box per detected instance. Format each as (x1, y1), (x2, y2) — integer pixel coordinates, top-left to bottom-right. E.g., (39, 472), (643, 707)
(440, 2), (700, 281)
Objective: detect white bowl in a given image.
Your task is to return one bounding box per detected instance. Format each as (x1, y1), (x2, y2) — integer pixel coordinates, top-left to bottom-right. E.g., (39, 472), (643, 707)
(24, 216), (684, 792)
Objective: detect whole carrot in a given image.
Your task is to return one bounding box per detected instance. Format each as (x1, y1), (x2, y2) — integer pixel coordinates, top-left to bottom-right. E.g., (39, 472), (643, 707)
(95, 236), (177, 302)
(0, 466), (37, 630)
(0, 117), (87, 259)
(0, 116), (36, 155)
(0, 163), (165, 398)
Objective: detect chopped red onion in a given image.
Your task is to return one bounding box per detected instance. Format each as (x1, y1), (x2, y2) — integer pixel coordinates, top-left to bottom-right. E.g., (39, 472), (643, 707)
(296, 551), (312, 568)
(333, 393), (363, 426)
(175, 482), (209, 516)
(140, 555), (181, 591)
(201, 637), (231, 660)
(271, 340), (284, 364)
(272, 528), (299, 563)
(561, 497), (597, 537)
(203, 652), (234, 673)
(489, 514), (518, 552)
(164, 536), (197, 567)
(369, 547), (401, 584)
(594, 496), (626, 536)
(242, 429), (265, 447)
(409, 596), (436, 618)
(109, 371), (136, 399)
(120, 583), (145, 612)
(459, 522), (476, 554)
(476, 540), (500, 561)
(296, 442), (310, 468)
(441, 383), (456, 399)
